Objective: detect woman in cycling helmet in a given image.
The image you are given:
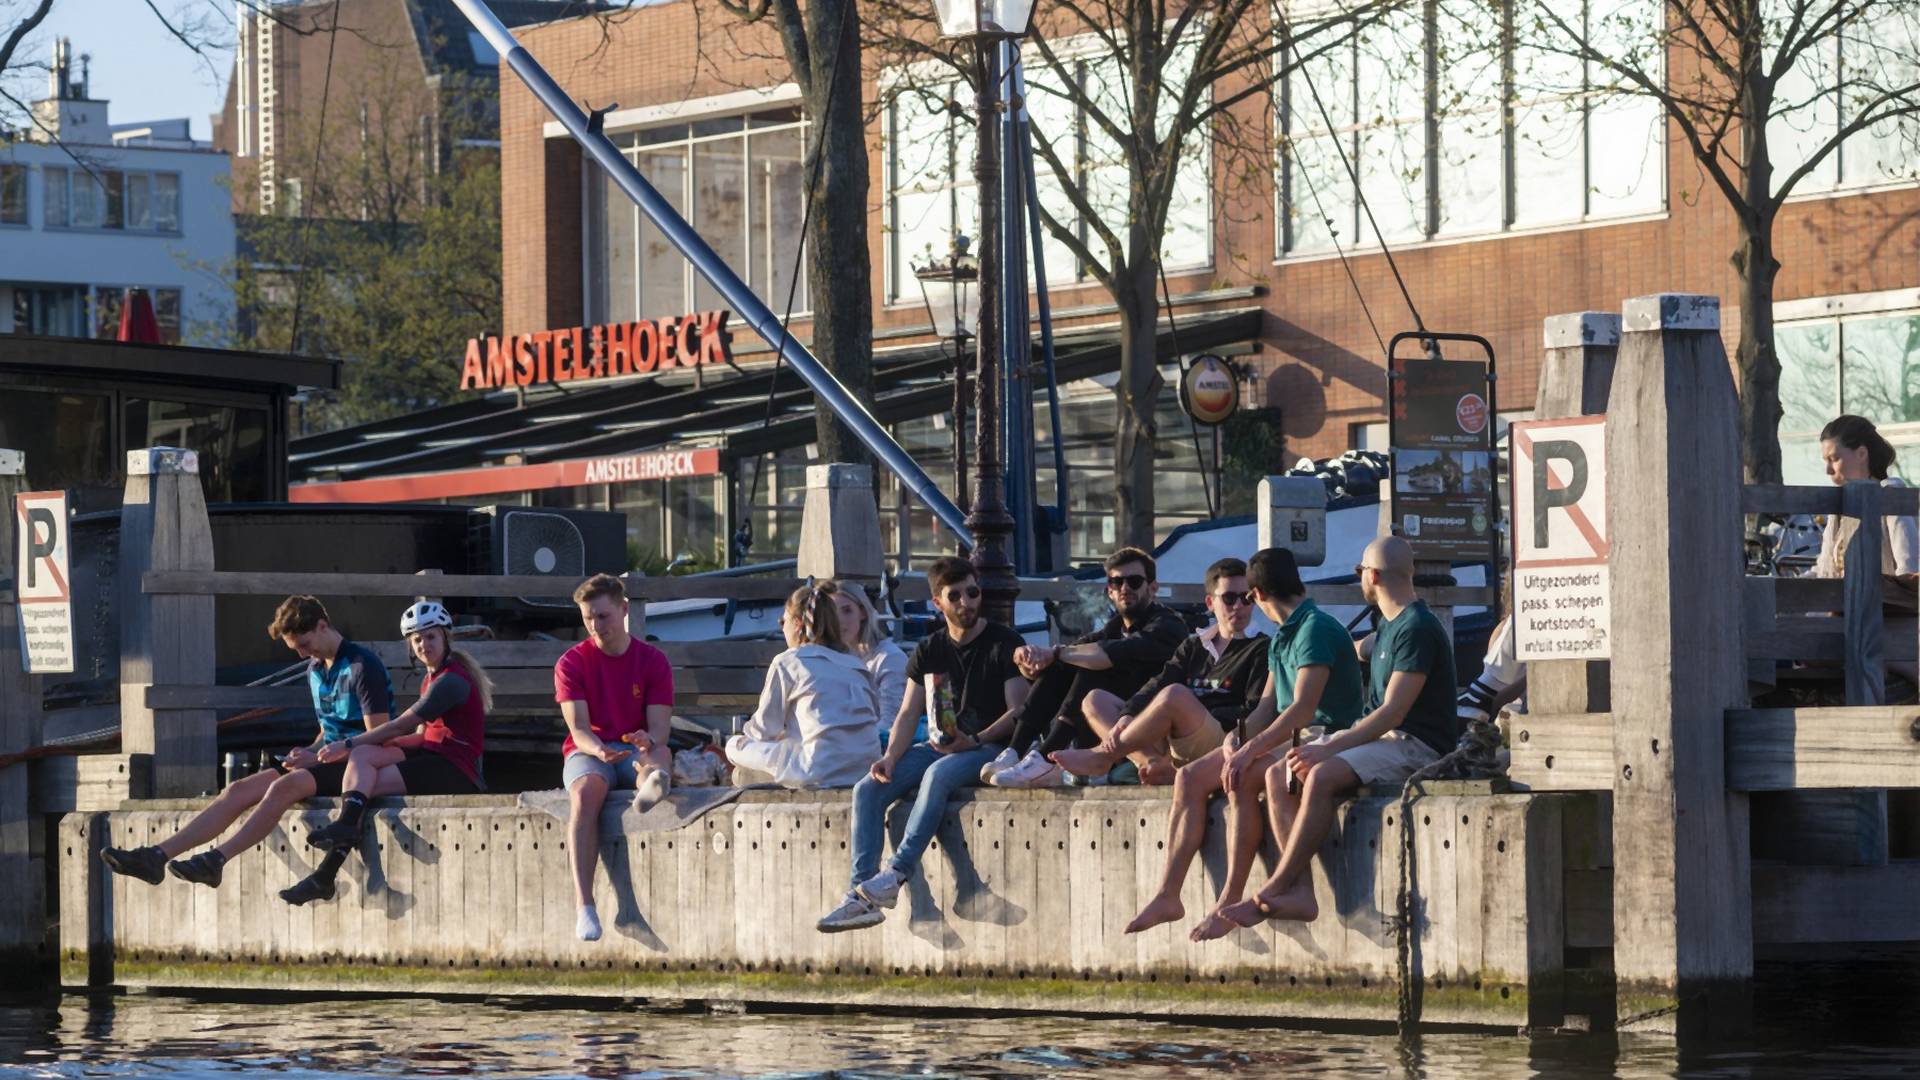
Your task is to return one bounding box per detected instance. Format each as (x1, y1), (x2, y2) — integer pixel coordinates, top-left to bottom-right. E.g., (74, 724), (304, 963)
(281, 600), (496, 904)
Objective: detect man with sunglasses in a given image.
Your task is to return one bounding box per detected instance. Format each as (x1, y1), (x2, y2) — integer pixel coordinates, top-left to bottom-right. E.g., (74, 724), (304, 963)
(1217, 535), (1457, 928)
(816, 556), (1029, 933)
(1051, 557), (1269, 785)
(987, 547), (1188, 788)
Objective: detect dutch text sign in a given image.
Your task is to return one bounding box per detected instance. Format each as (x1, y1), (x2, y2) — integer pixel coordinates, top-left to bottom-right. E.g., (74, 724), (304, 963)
(14, 490), (74, 673)
(1511, 417), (1610, 660)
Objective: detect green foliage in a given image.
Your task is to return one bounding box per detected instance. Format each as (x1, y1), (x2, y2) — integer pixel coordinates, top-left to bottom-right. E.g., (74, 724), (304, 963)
(1218, 406), (1287, 516)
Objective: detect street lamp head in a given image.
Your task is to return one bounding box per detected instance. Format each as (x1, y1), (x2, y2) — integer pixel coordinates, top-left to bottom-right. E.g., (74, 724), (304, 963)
(933, 0), (1036, 39)
(914, 240), (982, 341)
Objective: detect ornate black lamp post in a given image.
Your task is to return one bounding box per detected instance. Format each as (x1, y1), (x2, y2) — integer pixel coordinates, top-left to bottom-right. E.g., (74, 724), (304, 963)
(914, 238), (980, 532)
(933, 0), (1034, 625)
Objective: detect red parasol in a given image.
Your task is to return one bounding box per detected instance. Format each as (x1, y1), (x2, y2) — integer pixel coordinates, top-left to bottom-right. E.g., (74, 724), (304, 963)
(117, 287), (161, 344)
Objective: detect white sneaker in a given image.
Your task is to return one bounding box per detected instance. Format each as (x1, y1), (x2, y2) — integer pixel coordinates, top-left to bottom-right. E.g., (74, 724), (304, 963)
(991, 749), (1062, 788)
(978, 745), (1020, 784)
(855, 867), (906, 909)
(575, 905), (602, 942)
(817, 891), (884, 933)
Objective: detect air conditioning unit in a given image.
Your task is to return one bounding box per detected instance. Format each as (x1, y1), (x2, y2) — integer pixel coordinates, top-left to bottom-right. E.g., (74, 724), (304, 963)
(468, 506), (627, 611)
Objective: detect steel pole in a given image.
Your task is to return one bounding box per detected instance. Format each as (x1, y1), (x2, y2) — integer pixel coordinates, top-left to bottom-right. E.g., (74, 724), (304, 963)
(967, 41), (1019, 625)
(451, 0), (974, 546)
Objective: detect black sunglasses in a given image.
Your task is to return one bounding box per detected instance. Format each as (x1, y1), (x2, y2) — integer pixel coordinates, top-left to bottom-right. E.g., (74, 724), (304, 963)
(1214, 590), (1251, 608)
(1107, 574), (1149, 591)
(1354, 563), (1378, 577)
(943, 585), (983, 602)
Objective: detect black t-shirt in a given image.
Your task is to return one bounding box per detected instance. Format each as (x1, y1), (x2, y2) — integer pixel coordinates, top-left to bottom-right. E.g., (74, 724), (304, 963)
(904, 622), (1027, 737)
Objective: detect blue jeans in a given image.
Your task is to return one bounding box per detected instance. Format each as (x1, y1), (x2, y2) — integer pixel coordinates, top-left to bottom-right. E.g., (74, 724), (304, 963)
(848, 740), (1001, 889)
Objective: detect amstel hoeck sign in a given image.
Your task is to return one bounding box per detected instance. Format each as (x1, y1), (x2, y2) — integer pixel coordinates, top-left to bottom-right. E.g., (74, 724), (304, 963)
(460, 311), (735, 391)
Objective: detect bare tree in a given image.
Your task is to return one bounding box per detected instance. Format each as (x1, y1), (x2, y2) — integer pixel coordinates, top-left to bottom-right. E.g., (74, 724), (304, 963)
(1512, 0), (1920, 483)
(866, 0), (1385, 547)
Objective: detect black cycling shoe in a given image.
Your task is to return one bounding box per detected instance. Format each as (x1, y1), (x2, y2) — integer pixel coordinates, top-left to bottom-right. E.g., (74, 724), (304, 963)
(167, 850), (226, 888)
(279, 872), (337, 906)
(306, 819), (363, 851)
(101, 845), (168, 886)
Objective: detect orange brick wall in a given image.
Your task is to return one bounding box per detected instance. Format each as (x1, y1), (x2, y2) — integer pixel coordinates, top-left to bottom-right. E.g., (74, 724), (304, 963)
(502, 1), (1920, 462)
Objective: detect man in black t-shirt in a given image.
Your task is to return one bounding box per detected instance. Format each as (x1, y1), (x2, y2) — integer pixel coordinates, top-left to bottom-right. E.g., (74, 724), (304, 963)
(987, 547), (1189, 788)
(817, 557), (1029, 933)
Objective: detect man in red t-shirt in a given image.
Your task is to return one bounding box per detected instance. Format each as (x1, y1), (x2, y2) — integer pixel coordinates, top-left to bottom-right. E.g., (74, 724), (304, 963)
(555, 573), (674, 942)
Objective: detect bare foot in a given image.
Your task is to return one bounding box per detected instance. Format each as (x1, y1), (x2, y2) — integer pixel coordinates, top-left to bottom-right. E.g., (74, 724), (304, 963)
(1215, 896), (1265, 929)
(1188, 909), (1242, 942)
(1253, 881), (1319, 923)
(1050, 747), (1114, 778)
(1124, 893), (1184, 934)
(1137, 757), (1177, 786)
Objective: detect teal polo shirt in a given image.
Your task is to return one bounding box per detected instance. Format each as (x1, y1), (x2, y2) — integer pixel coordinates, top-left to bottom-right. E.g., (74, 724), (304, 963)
(1267, 599), (1366, 732)
(1368, 599), (1459, 755)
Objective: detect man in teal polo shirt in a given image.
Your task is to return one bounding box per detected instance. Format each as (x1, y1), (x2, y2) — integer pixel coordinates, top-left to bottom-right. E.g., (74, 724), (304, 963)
(1128, 546), (1366, 941)
(1219, 535), (1458, 927)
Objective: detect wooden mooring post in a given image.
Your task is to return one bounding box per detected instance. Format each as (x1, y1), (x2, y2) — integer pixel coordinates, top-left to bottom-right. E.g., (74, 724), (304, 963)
(0, 448), (47, 969)
(1606, 294), (1752, 1033)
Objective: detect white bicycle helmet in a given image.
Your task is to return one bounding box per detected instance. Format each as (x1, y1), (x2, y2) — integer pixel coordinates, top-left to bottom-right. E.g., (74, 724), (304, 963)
(400, 600), (453, 636)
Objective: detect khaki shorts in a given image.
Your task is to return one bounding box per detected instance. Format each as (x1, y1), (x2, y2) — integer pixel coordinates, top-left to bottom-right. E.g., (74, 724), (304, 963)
(1299, 727), (1439, 785)
(1168, 714), (1227, 765)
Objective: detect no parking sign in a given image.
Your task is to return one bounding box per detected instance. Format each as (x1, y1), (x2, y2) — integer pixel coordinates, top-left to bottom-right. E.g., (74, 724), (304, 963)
(14, 491), (74, 673)
(1511, 417), (1611, 660)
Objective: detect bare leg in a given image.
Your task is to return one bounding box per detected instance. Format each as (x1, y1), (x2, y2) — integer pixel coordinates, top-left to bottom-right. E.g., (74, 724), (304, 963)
(1219, 757), (1360, 926)
(1125, 748), (1225, 934)
(340, 744), (405, 795)
(212, 769), (318, 861)
(1054, 685), (1209, 778)
(568, 774), (610, 908)
(1190, 750), (1280, 941)
(154, 770), (279, 857)
(1080, 689), (1126, 744)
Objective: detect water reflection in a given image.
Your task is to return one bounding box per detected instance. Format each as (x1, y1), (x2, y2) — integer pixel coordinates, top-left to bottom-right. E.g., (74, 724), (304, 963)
(0, 986), (1916, 1080)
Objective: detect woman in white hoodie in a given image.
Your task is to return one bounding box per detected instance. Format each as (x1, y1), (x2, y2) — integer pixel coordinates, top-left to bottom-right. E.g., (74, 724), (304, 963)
(727, 583), (882, 788)
(819, 580), (910, 748)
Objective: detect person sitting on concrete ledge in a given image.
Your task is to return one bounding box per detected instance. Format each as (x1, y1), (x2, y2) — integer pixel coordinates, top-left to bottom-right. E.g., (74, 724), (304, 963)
(1052, 556), (1270, 786)
(725, 583), (882, 788)
(285, 600), (495, 905)
(556, 573), (674, 943)
(100, 595), (393, 890)
(818, 579), (911, 748)
(815, 556), (1029, 933)
(985, 547), (1188, 788)
(1217, 536), (1457, 928)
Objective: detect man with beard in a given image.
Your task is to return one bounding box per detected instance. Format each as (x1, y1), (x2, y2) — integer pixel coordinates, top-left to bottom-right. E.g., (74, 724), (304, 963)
(816, 556), (1029, 933)
(987, 547), (1189, 788)
(1217, 536), (1458, 927)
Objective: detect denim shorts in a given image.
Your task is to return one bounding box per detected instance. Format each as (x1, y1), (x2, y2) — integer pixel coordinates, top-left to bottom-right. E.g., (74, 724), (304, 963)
(562, 751), (641, 791)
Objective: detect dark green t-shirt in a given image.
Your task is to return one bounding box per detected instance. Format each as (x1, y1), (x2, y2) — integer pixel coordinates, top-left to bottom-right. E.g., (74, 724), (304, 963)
(1267, 599), (1366, 732)
(1368, 600), (1459, 755)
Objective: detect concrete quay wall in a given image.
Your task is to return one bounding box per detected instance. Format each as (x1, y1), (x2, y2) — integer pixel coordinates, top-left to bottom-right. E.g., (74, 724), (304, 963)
(58, 787), (1576, 1027)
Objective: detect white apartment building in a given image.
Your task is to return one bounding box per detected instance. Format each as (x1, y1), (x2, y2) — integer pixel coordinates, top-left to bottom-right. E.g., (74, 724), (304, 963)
(0, 39), (235, 345)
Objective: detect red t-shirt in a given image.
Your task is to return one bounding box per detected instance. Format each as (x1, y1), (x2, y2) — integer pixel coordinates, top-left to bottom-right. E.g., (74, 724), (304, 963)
(554, 637), (674, 758)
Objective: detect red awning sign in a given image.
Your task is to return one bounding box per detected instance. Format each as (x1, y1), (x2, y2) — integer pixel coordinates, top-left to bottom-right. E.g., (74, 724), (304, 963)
(291, 447), (723, 504)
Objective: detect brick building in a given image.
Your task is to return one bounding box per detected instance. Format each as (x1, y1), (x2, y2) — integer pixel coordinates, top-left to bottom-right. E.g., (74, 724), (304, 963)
(296, 0), (1920, 571)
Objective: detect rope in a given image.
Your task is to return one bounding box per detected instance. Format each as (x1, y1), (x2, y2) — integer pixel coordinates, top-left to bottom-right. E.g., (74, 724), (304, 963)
(1392, 715), (1504, 1031)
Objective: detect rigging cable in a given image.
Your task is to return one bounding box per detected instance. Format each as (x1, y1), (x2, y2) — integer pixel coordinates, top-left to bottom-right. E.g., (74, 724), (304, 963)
(288, 0), (344, 355)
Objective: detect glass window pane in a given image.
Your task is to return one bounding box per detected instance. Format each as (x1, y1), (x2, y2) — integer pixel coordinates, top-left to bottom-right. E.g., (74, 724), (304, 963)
(604, 163), (638, 322)
(153, 173), (179, 231)
(0, 387), (114, 509)
(1586, 94), (1664, 215)
(1840, 313), (1920, 427)
(123, 399), (269, 502)
(612, 479), (665, 562)
(1433, 0), (1503, 235)
(1777, 319), (1837, 436)
(127, 173), (151, 230)
(636, 146), (688, 314)
(70, 170), (101, 228)
(102, 170), (124, 229)
(0, 166), (25, 224)
(1022, 75), (1081, 279)
(155, 288), (181, 344)
(691, 136), (748, 313)
(1512, 94), (1585, 225)
(1357, 122), (1425, 243)
(1435, 111), (1502, 235)
(749, 125), (807, 311)
(43, 166), (66, 226)
(1768, 33), (1838, 194)
(1838, 14), (1920, 186)
(1285, 133), (1352, 252)
(893, 187), (954, 287)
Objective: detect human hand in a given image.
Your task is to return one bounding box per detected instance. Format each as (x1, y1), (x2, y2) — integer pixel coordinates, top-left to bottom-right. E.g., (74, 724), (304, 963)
(1013, 645), (1055, 678)
(284, 746), (318, 770)
(594, 742), (634, 763)
(1285, 740), (1335, 780)
(869, 754), (897, 784)
(1222, 746), (1254, 791)
(621, 730), (655, 753)
(1097, 717), (1131, 755)
(316, 740), (350, 764)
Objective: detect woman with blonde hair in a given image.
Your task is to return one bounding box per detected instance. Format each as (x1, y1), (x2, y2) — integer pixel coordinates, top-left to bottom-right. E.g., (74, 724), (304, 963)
(818, 580), (911, 748)
(726, 583), (882, 788)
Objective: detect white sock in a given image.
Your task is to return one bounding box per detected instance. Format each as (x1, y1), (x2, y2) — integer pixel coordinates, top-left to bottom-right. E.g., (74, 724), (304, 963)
(576, 905), (602, 942)
(636, 769), (670, 812)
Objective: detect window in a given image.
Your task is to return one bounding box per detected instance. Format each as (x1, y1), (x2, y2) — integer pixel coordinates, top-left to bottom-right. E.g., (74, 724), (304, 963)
(0, 387), (114, 506)
(593, 107), (809, 322)
(42, 166), (183, 231)
(1279, 0), (1665, 255)
(1778, 310), (1920, 484)
(123, 398), (270, 503)
(1768, 3), (1920, 195)
(884, 35), (1214, 302)
(0, 165), (24, 225)
(93, 287), (184, 344)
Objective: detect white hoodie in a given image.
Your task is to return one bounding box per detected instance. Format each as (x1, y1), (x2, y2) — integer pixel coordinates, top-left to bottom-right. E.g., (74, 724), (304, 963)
(727, 643), (881, 788)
